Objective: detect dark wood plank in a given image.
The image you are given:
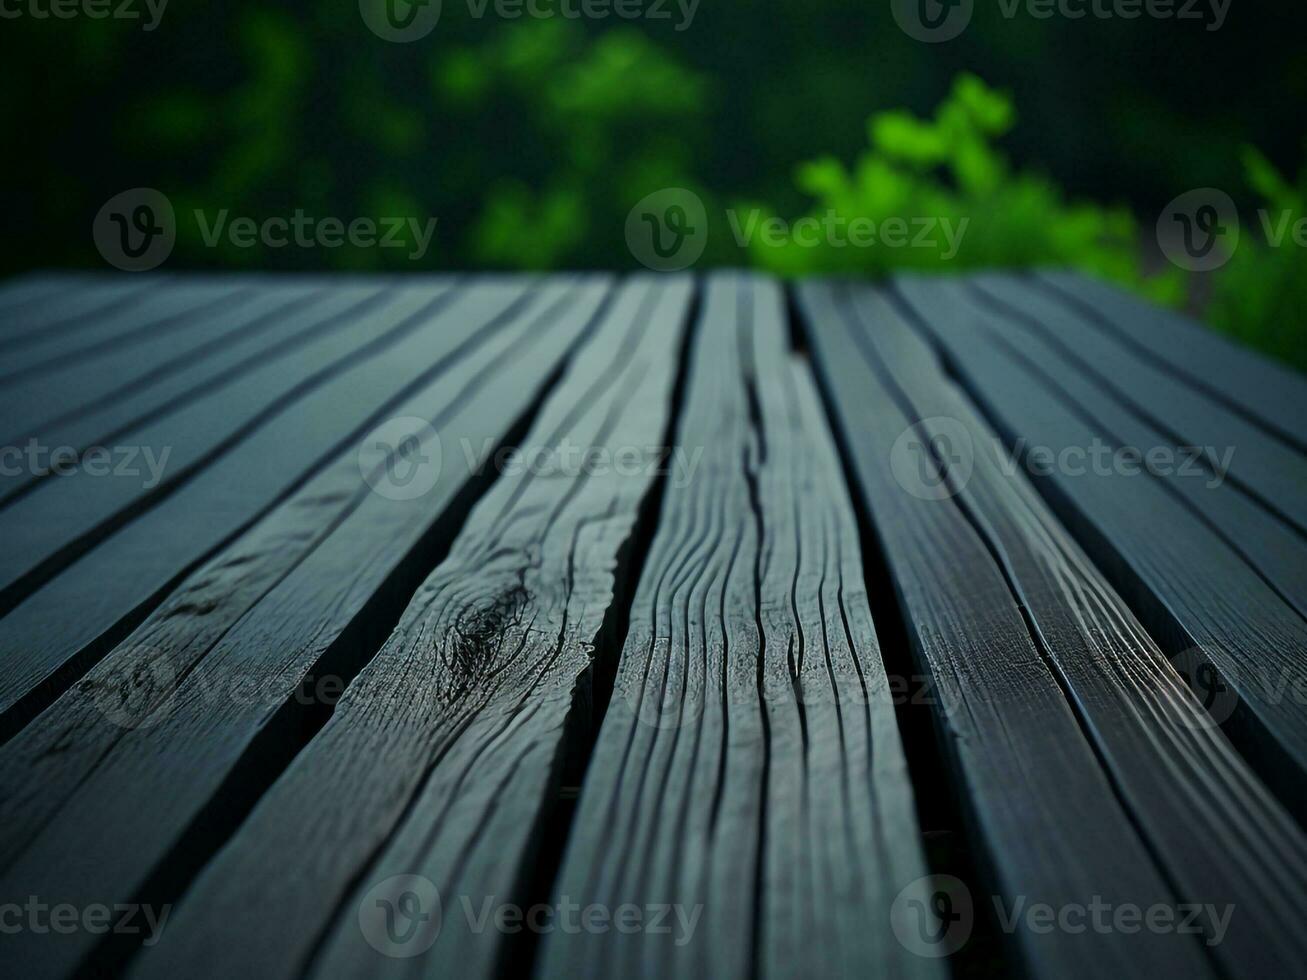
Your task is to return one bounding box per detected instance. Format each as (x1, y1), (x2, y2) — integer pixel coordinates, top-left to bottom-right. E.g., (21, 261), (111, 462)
(0, 283), (430, 606)
(837, 281), (1307, 977)
(0, 277), (610, 980)
(0, 279), (548, 734)
(964, 274), (1307, 533)
(0, 274), (119, 323)
(0, 283), (291, 428)
(796, 280), (1217, 979)
(1037, 270), (1307, 451)
(893, 274), (1307, 815)
(0, 278), (152, 347)
(122, 276), (691, 980)
(962, 273), (1307, 621)
(538, 274), (937, 980)
(0, 284), (319, 479)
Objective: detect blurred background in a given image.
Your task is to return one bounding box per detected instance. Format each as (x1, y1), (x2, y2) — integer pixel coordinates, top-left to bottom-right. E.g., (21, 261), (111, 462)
(2, 0), (1304, 366)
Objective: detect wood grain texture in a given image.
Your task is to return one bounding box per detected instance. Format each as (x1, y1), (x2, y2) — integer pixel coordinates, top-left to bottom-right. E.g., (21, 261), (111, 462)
(893, 274), (1307, 816)
(0, 282), (420, 603)
(0, 280), (542, 734)
(838, 281), (1307, 978)
(0, 283), (300, 449)
(968, 274), (1307, 533)
(1036, 270), (1307, 451)
(0, 278), (152, 350)
(0, 274), (99, 322)
(0, 277), (610, 980)
(0, 284), (324, 502)
(796, 280), (1216, 980)
(964, 273), (1307, 621)
(124, 275), (692, 980)
(537, 273), (936, 980)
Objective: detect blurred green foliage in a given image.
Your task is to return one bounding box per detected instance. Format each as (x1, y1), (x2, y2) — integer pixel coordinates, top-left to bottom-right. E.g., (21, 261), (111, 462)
(0, 8), (1303, 367)
(1206, 147), (1307, 371)
(741, 74), (1182, 308)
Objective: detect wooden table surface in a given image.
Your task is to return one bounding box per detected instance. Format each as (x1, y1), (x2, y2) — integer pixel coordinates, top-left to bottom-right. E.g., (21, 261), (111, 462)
(0, 270), (1304, 980)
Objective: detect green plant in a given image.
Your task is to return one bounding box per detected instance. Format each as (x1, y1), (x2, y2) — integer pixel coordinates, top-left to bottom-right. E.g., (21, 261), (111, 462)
(434, 21), (713, 268)
(1205, 146), (1307, 371)
(741, 74), (1183, 308)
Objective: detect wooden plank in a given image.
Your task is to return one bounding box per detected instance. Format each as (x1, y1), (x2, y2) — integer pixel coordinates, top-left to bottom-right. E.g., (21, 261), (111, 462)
(0, 282), (274, 423)
(967, 274), (1307, 533)
(0, 277), (611, 980)
(0, 284), (319, 468)
(0, 283), (428, 607)
(796, 280), (1218, 979)
(0, 282), (242, 387)
(893, 275), (1307, 815)
(0, 279), (546, 734)
(962, 273), (1307, 621)
(538, 274), (937, 980)
(837, 281), (1307, 977)
(0, 278), (151, 347)
(121, 276), (692, 980)
(1037, 270), (1307, 451)
(0, 274), (115, 322)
